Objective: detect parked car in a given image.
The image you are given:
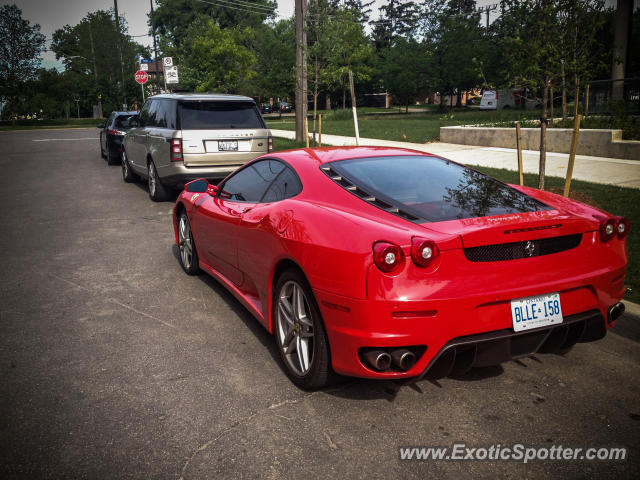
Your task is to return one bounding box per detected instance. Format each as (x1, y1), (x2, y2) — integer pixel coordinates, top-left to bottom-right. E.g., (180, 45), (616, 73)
(173, 146), (629, 389)
(278, 101), (292, 113)
(98, 111), (138, 164)
(121, 93), (272, 201)
(260, 103), (272, 114)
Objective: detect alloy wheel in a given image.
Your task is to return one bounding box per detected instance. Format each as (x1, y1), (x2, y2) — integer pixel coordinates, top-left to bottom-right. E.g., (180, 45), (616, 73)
(276, 280), (315, 376)
(178, 215), (193, 269)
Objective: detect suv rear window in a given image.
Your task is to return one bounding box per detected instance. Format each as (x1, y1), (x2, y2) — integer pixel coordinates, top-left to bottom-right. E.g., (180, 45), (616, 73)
(326, 155), (550, 222)
(178, 101), (264, 130)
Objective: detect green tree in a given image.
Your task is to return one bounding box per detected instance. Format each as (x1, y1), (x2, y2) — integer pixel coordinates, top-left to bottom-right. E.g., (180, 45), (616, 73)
(380, 38), (425, 112)
(371, 0), (419, 50)
(153, 0), (276, 49)
(52, 10), (150, 117)
(322, 9), (375, 108)
(0, 4), (45, 121)
(252, 20), (296, 100)
(177, 19), (257, 93)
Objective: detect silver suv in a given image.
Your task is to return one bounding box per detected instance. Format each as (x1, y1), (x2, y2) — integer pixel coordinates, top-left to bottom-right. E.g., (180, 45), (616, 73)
(121, 93), (272, 201)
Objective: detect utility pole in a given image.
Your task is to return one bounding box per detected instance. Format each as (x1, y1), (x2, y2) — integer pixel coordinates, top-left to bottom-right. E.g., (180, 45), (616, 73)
(114, 0), (126, 108)
(477, 3), (498, 32)
(611, 0), (632, 100)
(150, 0), (161, 93)
(295, 0), (308, 143)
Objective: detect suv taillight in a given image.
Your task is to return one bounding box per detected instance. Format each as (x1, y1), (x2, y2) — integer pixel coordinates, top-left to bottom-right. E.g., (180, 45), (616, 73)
(108, 128), (125, 136)
(171, 138), (183, 162)
(268, 135), (273, 152)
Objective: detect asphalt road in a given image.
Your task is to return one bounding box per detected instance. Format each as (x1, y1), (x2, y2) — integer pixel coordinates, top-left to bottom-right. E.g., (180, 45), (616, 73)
(1, 128), (639, 479)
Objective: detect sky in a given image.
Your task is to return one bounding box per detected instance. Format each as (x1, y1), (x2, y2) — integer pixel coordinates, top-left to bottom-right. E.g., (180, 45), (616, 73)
(0, 0), (631, 70)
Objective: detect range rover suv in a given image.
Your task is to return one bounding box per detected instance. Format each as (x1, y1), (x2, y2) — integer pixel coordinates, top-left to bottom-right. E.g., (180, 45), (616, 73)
(121, 93), (272, 201)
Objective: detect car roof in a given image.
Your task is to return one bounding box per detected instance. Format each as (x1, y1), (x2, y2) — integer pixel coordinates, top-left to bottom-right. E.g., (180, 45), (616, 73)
(150, 93), (255, 102)
(273, 146), (431, 166)
(113, 111), (138, 116)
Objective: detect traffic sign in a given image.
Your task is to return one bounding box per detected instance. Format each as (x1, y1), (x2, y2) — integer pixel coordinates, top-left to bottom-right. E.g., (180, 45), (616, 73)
(140, 58), (153, 63)
(139, 63), (148, 71)
(165, 65), (179, 84)
(163, 57), (173, 67)
(135, 70), (149, 84)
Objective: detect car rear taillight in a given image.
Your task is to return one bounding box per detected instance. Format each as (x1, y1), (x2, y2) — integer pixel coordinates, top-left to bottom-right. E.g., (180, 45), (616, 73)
(411, 237), (439, 267)
(616, 216), (630, 239)
(268, 135), (273, 152)
(373, 241), (404, 273)
(108, 128), (125, 136)
(599, 217), (616, 242)
(171, 138), (183, 162)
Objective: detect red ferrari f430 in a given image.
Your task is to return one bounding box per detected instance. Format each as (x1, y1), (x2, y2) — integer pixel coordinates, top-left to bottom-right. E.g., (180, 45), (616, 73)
(173, 147), (628, 389)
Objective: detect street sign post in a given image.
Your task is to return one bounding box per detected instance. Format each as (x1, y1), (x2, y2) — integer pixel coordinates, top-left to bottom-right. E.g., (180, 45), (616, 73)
(165, 66), (179, 85)
(135, 71), (149, 84)
(135, 70), (149, 102)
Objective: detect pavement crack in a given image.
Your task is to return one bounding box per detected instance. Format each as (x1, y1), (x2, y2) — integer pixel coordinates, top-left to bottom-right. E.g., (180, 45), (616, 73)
(178, 412), (258, 480)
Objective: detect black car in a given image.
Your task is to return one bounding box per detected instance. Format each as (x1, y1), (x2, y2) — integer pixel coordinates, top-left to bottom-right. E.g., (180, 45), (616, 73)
(98, 111), (139, 164)
(260, 103), (272, 114)
(278, 102), (292, 113)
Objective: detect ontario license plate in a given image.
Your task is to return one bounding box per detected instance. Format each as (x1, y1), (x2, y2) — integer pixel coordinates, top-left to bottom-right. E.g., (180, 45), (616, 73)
(218, 140), (238, 151)
(511, 292), (563, 332)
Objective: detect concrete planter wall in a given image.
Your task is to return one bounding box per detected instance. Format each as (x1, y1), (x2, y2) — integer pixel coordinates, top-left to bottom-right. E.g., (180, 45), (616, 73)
(439, 126), (640, 160)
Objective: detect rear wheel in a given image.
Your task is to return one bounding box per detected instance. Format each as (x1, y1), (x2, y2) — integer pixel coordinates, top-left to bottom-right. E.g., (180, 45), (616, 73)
(274, 269), (332, 389)
(106, 144), (118, 165)
(177, 212), (199, 275)
(147, 161), (170, 201)
(121, 150), (137, 183)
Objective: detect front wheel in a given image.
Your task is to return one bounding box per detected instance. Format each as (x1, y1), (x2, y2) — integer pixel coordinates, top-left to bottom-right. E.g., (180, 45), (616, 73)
(274, 270), (332, 389)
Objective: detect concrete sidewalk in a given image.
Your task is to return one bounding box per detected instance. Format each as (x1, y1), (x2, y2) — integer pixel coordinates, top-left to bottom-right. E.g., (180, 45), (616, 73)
(271, 129), (640, 189)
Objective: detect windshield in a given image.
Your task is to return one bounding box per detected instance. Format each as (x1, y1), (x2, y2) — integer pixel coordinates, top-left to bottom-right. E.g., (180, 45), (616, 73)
(328, 155), (550, 222)
(178, 101), (264, 129)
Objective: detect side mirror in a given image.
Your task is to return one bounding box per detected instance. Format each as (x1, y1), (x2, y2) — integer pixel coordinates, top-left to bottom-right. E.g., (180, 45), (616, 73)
(185, 178), (211, 194)
(97, 123), (104, 129)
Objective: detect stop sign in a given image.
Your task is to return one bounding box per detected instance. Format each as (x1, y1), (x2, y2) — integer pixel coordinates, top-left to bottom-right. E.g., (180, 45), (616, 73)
(135, 70), (149, 84)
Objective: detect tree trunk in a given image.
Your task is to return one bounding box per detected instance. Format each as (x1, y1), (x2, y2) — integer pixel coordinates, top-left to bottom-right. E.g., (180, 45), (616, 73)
(313, 59), (319, 144)
(539, 82), (549, 190)
(561, 61), (567, 122)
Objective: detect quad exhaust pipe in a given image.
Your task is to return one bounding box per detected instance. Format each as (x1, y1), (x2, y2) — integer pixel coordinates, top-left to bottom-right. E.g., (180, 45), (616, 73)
(607, 302), (625, 324)
(390, 348), (417, 371)
(363, 350), (392, 371)
(362, 348), (417, 371)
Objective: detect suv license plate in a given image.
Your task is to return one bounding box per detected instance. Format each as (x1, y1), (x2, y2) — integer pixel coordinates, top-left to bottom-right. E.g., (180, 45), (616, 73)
(510, 292), (563, 332)
(218, 140), (238, 151)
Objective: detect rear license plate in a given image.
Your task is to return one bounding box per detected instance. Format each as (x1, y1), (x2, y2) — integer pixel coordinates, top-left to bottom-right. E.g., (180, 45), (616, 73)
(218, 140), (238, 151)
(511, 292), (563, 332)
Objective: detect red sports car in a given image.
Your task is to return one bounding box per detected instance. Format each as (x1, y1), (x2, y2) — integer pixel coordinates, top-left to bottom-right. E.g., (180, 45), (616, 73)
(173, 147), (629, 389)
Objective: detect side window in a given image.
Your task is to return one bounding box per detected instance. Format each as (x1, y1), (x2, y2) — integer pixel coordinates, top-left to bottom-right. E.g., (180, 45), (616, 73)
(262, 166), (303, 202)
(139, 101), (153, 126)
(219, 160), (283, 202)
(165, 100), (177, 129)
(146, 100), (159, 127)
(155, 100), (167, 128)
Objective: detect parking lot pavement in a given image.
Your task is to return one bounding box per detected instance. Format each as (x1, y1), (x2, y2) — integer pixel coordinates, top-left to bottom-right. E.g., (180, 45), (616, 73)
(0, 128), (638, 479)
(270, 129), (640, 189)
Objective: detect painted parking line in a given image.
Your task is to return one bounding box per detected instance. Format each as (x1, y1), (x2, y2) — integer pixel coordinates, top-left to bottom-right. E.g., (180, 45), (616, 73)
(32, 137), (98, 142)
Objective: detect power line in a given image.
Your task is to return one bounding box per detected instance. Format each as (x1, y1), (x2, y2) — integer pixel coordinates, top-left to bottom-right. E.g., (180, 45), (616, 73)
(194, 0), (275, 16)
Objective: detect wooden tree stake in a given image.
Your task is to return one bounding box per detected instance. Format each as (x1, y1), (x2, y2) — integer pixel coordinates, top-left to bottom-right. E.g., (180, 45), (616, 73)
(564, 114), (582, 197)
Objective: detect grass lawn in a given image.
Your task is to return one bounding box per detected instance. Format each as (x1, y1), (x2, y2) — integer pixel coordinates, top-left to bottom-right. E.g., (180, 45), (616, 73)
(272, 137), (638, 303)
(267, 108), (540, 144)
